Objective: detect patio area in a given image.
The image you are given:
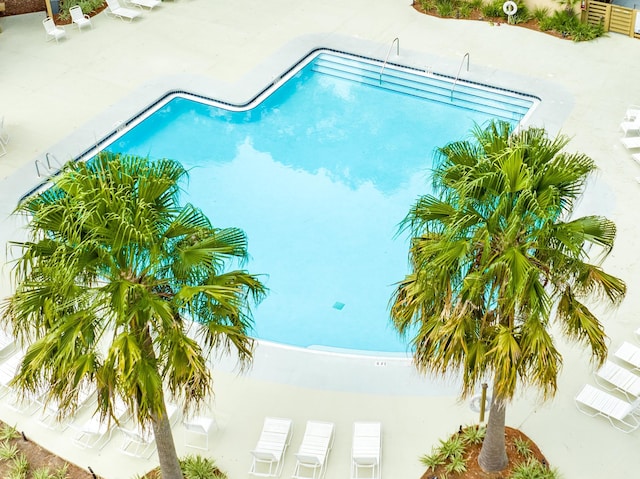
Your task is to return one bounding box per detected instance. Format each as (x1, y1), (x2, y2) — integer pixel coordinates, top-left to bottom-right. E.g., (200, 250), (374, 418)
(1, 2), (640, 478)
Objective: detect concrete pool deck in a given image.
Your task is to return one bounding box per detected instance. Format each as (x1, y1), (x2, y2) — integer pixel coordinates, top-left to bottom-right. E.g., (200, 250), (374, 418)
(1, 1), (640, 478)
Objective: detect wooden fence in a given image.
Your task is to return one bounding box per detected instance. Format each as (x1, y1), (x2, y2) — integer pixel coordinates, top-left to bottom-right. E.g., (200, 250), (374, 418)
(586, 1), (640, 39)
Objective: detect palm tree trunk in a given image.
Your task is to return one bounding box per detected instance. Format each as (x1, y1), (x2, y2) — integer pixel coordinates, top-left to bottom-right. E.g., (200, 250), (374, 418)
(151, 398), (183, 479)
(477, 388), (508, 473)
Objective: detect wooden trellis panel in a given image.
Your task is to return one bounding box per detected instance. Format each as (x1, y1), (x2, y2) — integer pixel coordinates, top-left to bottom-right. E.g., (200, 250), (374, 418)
(587, 1), (639, 38)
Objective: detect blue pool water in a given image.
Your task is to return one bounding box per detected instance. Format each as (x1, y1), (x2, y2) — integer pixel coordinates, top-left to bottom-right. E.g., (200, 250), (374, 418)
(106, 52), (536, 353)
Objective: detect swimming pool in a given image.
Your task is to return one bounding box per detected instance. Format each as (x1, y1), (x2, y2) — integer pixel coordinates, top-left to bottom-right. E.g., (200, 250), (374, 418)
(103, 51), (538, 353)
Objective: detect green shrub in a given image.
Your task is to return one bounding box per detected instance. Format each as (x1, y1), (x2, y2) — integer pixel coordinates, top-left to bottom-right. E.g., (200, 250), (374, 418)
(438, 435), (466, 460)
(420, 449), (446, 470)
(513, 437), (533, 458)
(0, 440), (19, 461)
(180, 454), (228, 479)
(8, 453), (29, 479)
(419, 0), (438, 12)
(457, 3), (473, 18)
(58, 0), (106, 20)
(461, 425), (486, 445)
(532, 6), (550, 22)
(435, 0), (456, 17)
(570, 20), (606, 41)
(52, 464), (70, 479)
(32, 467), (55, 479)
(0, 424), (20, 442)
(544, 10), (579, 33)
(481, 0), (504, 18)
(510, 458), (562, 479)
(444, 453), (467, 474)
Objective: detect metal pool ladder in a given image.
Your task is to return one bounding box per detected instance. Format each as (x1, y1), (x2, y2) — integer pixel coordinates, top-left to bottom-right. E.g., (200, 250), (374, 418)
(379, 37), (400, 85)
(450, 52), (470, 101)
(35, 152), (59, 178)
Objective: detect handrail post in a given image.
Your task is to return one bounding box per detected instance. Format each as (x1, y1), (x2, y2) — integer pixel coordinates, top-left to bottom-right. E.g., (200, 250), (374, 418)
(379, 37), (400, 85)
(450, 52), (470, 101)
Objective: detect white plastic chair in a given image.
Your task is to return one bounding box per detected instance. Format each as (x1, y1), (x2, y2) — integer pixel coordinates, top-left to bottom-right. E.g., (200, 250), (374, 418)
(70, 6), (93, 32)
(248, 417), (293, 477)
(42, 17), (66, 43)
(351, 422), (381, 479)
(183, 415), (215, 450)
(575, 384), (640, 433)
(292, 420), (335, 479)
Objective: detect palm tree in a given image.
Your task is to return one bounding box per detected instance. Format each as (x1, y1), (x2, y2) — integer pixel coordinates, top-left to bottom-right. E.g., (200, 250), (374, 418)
(390, 121), (626, 472)
(1, 152), (266, 479)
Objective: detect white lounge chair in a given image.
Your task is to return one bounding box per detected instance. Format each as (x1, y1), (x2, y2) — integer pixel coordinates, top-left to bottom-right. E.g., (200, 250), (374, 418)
(72, 397), (130, 450)
(119, 424), (155, 458)
(37, 383), (96, 430)
(621, 136), (640, 150)
(621, 117), (640, 136)
(575, 384), (640, 433)
(129, 0), (161, 9)
(183, 415), (215, 450)
(614, 341), (640, 371)
(0, 329), (15, 358)
(106, 0), (142, 21)
(632, 153), (640, 166)
(249, 417), (293, 477)
(595, 360), (640, 400)
(42, 17), (66, 43)
(292, 420), (335, 479)
(70, 6), (93, 32)
(351, 422), (381, 479)
(0, 350), (25, 397)
(625, 104), (640, 121)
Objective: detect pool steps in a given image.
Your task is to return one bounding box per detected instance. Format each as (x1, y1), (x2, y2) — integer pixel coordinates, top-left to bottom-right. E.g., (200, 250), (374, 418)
(311, 54), (532, 121)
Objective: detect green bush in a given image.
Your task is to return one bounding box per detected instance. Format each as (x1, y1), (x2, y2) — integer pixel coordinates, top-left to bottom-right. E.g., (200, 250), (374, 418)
(537, 9), (605, 41)
(419, 0), (437, 12)
(570, 20), (606, 41)
(458, 3), (473, 18)
(7, 453), (29, 479)
(510, 458), (562, 479)
(481, 0), (504, 18)
(435, 0), (456, 17)
(180, 455), (228, 479)
(461, 424), (486, 445)
(532, 6), (550, 22)
(420, 449), (446, 470)
(513, 437), (533, 458)
(0, 440), (19, 461)
(58, 0), (106, 20)
(0, 424), (20, 442)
